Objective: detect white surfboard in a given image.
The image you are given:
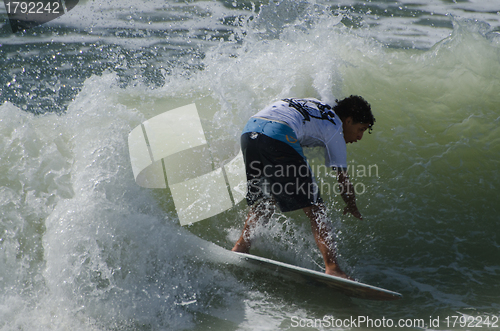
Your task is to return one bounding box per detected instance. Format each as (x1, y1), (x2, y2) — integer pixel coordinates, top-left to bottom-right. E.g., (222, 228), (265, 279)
(233, 252), (402, 301)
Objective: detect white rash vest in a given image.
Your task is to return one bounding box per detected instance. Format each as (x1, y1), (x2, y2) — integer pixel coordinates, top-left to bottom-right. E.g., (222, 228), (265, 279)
(252, 98), (347, 169)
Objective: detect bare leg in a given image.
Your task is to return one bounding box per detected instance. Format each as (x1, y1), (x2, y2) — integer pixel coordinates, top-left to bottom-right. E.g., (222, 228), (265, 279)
(232, 200), (274, 253)
(303, 203), (350, 279)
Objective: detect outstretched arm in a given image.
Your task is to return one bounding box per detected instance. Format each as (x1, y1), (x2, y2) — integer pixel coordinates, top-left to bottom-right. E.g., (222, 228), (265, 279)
(337, 169), (363, 219)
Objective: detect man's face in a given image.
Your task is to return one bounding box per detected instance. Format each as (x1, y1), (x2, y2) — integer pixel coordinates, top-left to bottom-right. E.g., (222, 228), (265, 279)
(342, 117), (370, 144)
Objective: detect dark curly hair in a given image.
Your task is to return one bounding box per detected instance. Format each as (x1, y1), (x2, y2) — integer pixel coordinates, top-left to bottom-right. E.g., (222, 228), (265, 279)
(333, 95), (375, 132)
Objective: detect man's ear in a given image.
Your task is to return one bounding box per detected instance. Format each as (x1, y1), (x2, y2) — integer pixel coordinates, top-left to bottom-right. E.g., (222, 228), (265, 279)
(344, 116), (353, 125)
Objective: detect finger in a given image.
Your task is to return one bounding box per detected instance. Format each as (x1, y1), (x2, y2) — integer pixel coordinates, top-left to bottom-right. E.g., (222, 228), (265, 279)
(352, 209), (361, 218)
(351, 210), (362, 219)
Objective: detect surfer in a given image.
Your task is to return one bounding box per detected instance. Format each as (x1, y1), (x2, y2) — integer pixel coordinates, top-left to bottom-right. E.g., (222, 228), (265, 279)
(231, 96), (375, 279)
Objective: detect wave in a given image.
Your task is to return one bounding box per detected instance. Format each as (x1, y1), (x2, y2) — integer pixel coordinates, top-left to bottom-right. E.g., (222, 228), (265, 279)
(1, 2), (500, 329)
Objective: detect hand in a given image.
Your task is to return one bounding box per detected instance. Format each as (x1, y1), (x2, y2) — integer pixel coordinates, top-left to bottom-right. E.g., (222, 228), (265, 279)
(343, 204), (363, 219)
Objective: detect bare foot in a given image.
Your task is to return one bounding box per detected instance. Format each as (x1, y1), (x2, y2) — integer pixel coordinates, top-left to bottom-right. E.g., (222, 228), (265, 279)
(325, 264), (354, 280)
(231, 240), (250, 253)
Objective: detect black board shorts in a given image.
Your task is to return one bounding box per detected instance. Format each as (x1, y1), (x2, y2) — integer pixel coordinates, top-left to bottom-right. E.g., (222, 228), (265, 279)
(241, 131), (320, 212)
